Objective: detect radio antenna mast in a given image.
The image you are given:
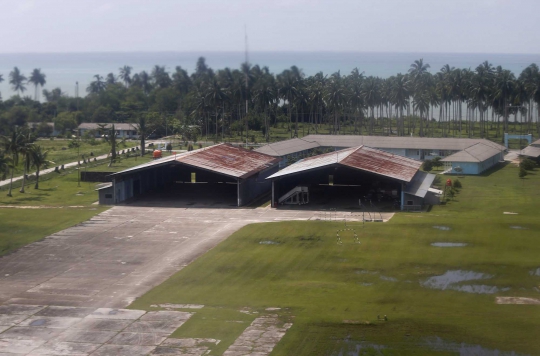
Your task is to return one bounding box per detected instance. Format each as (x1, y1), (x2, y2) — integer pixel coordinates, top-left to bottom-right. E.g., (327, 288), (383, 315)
(244, 24), (249, 146)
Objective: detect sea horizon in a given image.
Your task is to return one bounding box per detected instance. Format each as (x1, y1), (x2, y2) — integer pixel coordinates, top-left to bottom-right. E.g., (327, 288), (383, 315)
(1, 51), (540, 98)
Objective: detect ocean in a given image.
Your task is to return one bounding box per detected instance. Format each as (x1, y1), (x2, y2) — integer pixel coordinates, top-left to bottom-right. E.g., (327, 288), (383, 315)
(0, 51), (539, 98)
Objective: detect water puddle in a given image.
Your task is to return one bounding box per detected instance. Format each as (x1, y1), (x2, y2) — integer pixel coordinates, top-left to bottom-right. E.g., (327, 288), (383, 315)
(29, 319), (47, 326)
(431, 242), (468, 247)
(510, 226), (528, 230)
(333, 337), (527, 355)
(424, 336), (528, 355)
(433, 226), (451, 231)
(259, 240), (279, 245)
(355, 270), (377, 275)
(379, 275), (398, 282)
(334, 341), (386, 356)
(421, 270), (508, 294)
(529, 268), (540, 276)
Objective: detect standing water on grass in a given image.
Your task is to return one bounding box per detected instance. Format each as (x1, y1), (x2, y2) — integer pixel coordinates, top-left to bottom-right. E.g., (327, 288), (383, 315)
(332, 337), (527, 355)
(421, 270), (509, 294)
(431, 242), (468, 247)
(433, 226), (451, 231)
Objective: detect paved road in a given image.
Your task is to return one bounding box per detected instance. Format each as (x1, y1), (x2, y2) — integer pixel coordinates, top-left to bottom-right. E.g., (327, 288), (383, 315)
(0, 205), (382, 308)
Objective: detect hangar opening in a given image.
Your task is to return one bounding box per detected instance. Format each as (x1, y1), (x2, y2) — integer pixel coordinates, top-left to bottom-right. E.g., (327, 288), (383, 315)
(268, 146), (435, 211)
(106, 144), (280, 207)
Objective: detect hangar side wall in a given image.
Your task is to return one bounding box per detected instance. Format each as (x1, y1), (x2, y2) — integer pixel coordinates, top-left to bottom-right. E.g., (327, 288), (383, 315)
(403, 193), (425, 211)
(238, 165), (278, 206)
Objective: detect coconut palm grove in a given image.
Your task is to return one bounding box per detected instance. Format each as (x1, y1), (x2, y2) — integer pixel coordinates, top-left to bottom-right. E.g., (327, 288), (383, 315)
(0, 58), (539, 143)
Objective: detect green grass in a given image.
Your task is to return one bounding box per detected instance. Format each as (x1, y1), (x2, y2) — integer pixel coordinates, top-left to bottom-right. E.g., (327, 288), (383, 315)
(129, 163), (540, 355)
(0, 160), (108, 255)
(0, 208), (105, 256)
(36, 138), (137, 166)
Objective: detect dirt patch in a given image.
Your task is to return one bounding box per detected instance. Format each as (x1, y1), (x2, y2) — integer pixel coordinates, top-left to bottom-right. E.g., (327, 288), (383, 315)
(496, 297), (540, 305)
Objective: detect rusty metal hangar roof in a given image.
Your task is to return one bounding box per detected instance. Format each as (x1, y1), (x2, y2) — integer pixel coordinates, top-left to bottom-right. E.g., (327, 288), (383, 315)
(267, 145), (422, 182)
(111, 143), (280, 179)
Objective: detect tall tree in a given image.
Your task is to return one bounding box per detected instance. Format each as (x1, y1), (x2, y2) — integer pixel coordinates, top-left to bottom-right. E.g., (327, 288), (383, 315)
(29, 145), (52, 189)
(9, 67), (27, 96)
(86, 75), (106, 94)
(1, 128), (25, 197)
(18, 130), (36, 193)
(119, 65), (132, 87)
(28, 68), (46, 101)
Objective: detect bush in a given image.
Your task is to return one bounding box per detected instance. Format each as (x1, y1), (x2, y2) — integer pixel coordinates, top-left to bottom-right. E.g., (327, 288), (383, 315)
(520, 158), (536, 171)
(187, 144), (194, 151)
(453, 179), (462, 189)
(166, 143), (172, 152)
(432, 156), (443, 170)
(198, 143), (202, 149)
(423, 160), (433, 172)
(519, 167), (528, 178)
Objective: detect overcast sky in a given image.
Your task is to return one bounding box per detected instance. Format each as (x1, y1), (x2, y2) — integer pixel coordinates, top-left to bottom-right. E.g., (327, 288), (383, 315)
(0, 0), (538, 54)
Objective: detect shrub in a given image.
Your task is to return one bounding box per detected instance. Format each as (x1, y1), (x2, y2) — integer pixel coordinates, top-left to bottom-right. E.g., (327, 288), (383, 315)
(187, 144), (194, 151)
(166, 143), (172, 152)
(432, 156), (443, 170)
(519, 167), (528, 178)
(198, 143), (202, 149)
(423, 160), (433, 172)
(453, 179), (462, 189)
(520, 158), (536, 171)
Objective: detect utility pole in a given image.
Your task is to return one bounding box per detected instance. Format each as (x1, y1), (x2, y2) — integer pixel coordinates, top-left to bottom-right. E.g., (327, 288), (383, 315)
(75, 82), (79, 112)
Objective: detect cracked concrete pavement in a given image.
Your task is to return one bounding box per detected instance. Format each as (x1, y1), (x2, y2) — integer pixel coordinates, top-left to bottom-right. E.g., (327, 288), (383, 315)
(0, 205), (371, 308)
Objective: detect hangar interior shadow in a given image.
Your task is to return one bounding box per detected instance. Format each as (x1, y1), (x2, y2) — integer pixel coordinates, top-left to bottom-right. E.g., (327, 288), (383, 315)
(120, 163), (240, 208)
(273, 165), (402, 211)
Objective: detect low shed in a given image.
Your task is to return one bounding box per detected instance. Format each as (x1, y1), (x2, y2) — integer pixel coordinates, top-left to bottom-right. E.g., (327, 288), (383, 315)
(108, 144), (280, 206)
(441, 143), (504, 175)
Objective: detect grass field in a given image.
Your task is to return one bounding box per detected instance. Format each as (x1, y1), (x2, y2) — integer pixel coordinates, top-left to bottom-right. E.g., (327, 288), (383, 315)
(0, 159), (111, 256)
(129, 162), (540, 355)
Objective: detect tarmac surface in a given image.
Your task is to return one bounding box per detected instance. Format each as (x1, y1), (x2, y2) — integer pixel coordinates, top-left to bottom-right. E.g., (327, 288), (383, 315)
(0, 203), (390, 308)
(0, 202), (393, 354)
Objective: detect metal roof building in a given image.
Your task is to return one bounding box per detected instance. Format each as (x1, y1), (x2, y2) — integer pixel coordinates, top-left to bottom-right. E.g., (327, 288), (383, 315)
(440, 142), (505, 175)
(105, 144), (280, 206)
(521, 145), (540, 158)
(255, 135), (506, 173)
(78, 123), (139, 139)
(267, 146), (436, 211)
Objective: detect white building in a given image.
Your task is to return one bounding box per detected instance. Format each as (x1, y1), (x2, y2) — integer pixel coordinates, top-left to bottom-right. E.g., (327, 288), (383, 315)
(78, 123), (139, 139)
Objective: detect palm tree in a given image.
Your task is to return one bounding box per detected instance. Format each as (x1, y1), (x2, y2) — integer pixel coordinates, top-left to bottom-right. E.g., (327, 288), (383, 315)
(325, 71), (346, 134)
(205, 77), (228, 141)
(30, 145), (52, 189)
(28, 68), (46, 101)
(362, 76), (380, 135)
(152, 65), (171, 89)
(254, 76), (277, 141)
(86, 75), (106, 94)
(277, 70), (299, 137)
(390, 74), (410, 136)
(19, 131), (36, 193)
(493, 69), (516, 134)
(119, 65), (132, 87)
(0, 151), (12, 180)
(134, 71), (152, 95)
(1, 128), (25, 197)
(9, 67), (27, 96)
(137, 115), (148, 156)
(106, 73), (117, 85)
(98, 124), (119, 167)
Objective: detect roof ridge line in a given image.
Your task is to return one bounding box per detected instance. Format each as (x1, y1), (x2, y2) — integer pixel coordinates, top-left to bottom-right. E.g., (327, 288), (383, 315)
(337, 145), (363, 163)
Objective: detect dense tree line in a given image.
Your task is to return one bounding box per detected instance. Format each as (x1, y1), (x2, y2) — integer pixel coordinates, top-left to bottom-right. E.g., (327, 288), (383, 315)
(1, 58), (540, 143)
